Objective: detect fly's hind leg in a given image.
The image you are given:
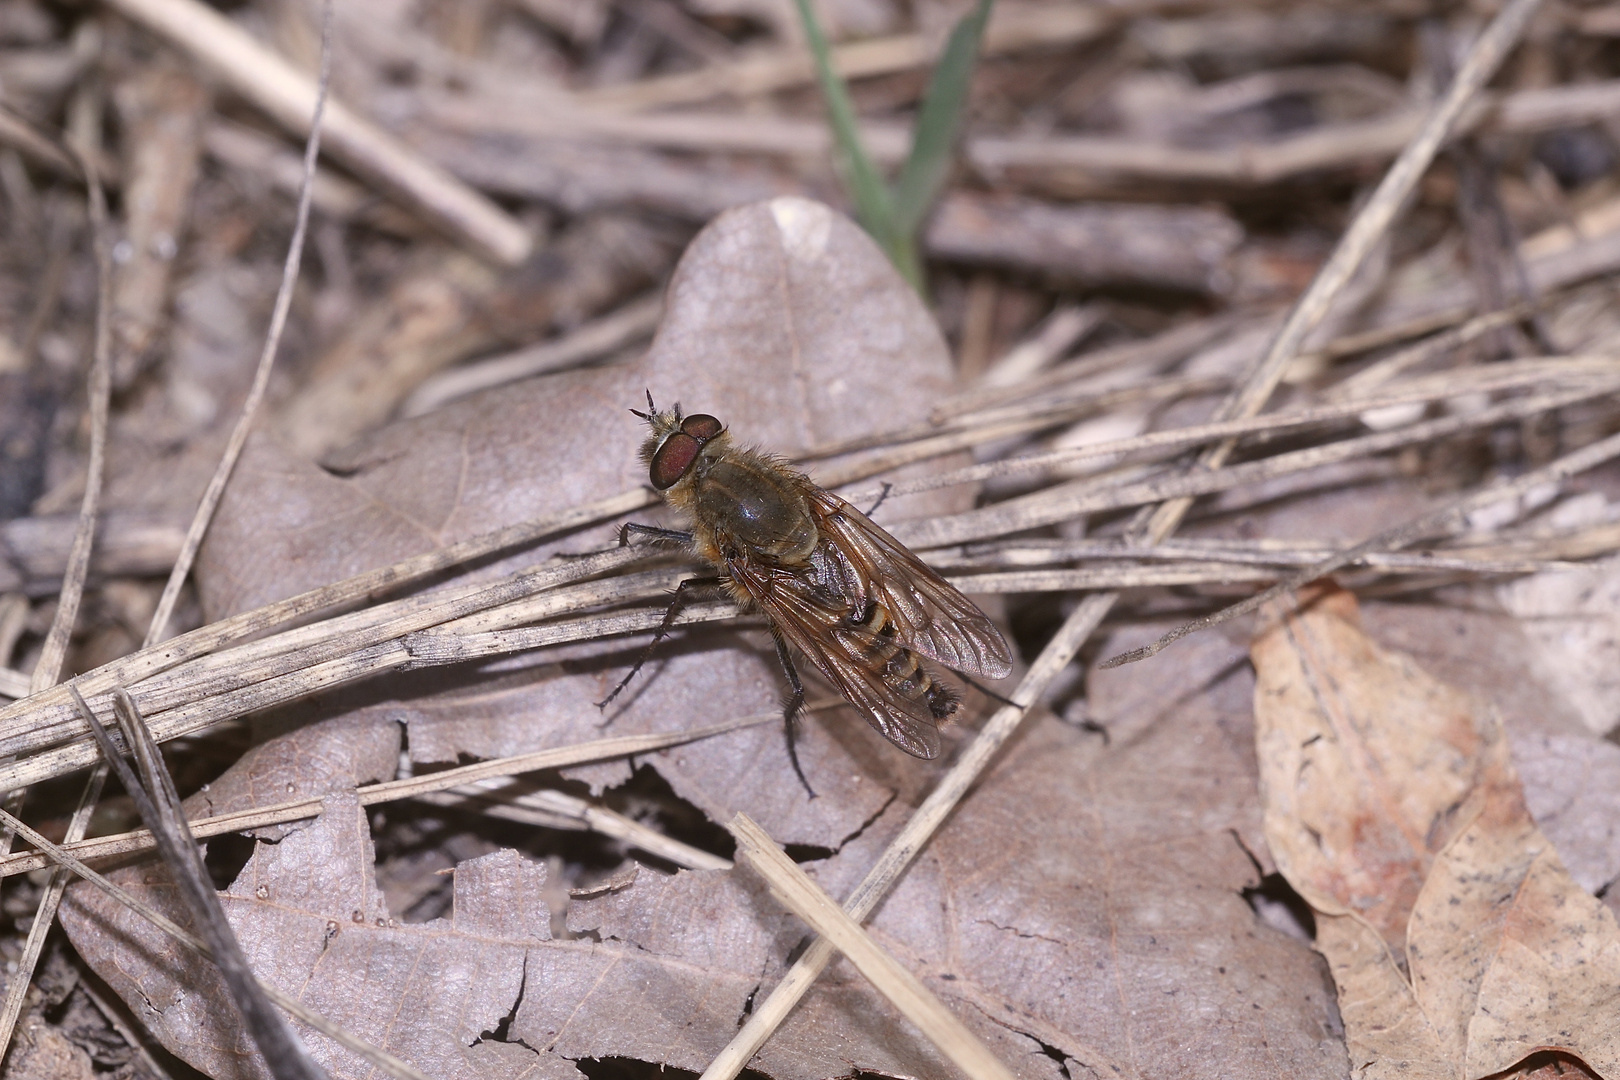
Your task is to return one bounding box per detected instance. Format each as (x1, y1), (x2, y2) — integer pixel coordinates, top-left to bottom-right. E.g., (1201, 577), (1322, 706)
(772, 635), (817, 799)
(861, 482), (893, 518)
(955, 671), (1020, 709)
(596, 574), (714, 712)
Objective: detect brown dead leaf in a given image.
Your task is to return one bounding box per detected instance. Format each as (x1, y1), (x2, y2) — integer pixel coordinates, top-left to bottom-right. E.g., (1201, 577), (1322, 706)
(1252, 585), (1620, 1080)
(195, 196), (971, 848)
(67, 619), (1348, 1079)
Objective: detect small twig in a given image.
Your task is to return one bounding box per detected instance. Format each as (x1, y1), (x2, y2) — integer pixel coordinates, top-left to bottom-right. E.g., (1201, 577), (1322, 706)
(422, 783), (734, 871)
(0, 491), (654, 750)
(77, 688), (329, 1080)
(730, 812), (1017, 1080)
(841, 357), (1616, 503)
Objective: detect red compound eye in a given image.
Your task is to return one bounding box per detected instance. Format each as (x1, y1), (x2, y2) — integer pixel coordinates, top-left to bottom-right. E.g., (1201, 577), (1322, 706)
(681, 414), (722, 439)
(649, 432), (700, 489)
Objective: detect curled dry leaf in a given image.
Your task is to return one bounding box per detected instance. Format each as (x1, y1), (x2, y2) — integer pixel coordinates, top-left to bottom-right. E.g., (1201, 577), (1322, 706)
(1251, 584), (1620, 1080)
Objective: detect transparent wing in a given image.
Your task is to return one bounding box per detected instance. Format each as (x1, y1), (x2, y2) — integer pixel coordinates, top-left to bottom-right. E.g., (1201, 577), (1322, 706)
(806, 489), (1013, 680)
(726, 556), (943, 759)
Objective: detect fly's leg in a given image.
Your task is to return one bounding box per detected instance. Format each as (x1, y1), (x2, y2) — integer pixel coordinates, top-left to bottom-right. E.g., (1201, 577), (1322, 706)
(773, 635), (817, 799)
(595, 574), (714, 711)
(862, 482), (893, 518)
(618, 522), (694, 547)
(955, 671), (1020, 709)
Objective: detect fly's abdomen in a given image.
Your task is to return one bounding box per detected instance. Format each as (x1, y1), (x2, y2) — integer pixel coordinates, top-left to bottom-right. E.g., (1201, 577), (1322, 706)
(843, 603), (957, 721)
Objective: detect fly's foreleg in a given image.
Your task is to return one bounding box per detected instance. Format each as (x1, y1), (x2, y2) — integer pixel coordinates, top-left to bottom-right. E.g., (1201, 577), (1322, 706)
(772, 634), (816, 799)
(596, 574), (713, 712)
(617, 522), (694, 547)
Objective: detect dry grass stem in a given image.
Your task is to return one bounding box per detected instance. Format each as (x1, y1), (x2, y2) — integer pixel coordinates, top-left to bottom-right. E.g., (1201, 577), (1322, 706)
(843, 357), (1619, 502)
(143, 0), (333, 651)
(730, 812), (1017, 1080)
(421, 784), (733, 871)
(100, 0), (530, 264)
(0, 712), (777, 880)
(1106, 425), (1620, 667)
(895, 382), (1616, 550)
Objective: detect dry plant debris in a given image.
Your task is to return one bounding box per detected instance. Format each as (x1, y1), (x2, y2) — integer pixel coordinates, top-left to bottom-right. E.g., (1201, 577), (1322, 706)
(1252, 585), (1620, 1080)
(2, 0), (1620, 1078)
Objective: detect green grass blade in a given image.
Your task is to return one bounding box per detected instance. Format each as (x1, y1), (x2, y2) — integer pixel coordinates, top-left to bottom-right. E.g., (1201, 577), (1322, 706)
(890, 0), (992, 237)
(792, 0), (894, 243)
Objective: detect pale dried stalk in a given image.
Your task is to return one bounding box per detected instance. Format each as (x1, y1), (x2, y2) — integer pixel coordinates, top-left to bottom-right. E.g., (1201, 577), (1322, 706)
(843, 357), (1619, 503)
(1108, 425), (1620, 667)
(421, 783), (732, 871)
(703, 7), (1545, 1073)
(99, 0), (529, 263)
(0, 488), (652, 737)
(730, 812), (1017, 1080)
(0, 712), (774, 879)
(0, 545), (648, 770)
(893, 381), (1617, 550)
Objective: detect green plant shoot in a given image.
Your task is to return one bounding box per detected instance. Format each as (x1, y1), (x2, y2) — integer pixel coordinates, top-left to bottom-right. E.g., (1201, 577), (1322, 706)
(794, 0), (993, 294)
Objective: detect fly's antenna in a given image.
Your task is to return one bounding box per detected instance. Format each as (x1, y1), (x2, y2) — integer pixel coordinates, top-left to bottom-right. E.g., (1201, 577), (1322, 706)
(630, 388), (656, 421)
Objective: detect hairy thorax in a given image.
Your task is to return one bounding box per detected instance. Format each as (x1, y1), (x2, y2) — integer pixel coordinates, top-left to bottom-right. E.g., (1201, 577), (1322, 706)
(669, 445), (819, 568)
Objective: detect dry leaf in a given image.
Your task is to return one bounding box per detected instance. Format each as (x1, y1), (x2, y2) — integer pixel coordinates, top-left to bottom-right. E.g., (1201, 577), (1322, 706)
(67, 635), (1351, 1079)
(191, 196), (970, 848)
(1252, 585), (1620, 1079)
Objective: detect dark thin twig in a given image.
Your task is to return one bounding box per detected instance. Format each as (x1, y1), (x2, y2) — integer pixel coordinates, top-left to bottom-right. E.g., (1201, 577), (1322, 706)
(75, 687), (329, 1080)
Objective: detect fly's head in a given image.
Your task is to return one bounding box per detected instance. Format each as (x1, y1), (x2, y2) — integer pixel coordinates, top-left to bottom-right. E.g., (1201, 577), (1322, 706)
(632, 391), (727, 491)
